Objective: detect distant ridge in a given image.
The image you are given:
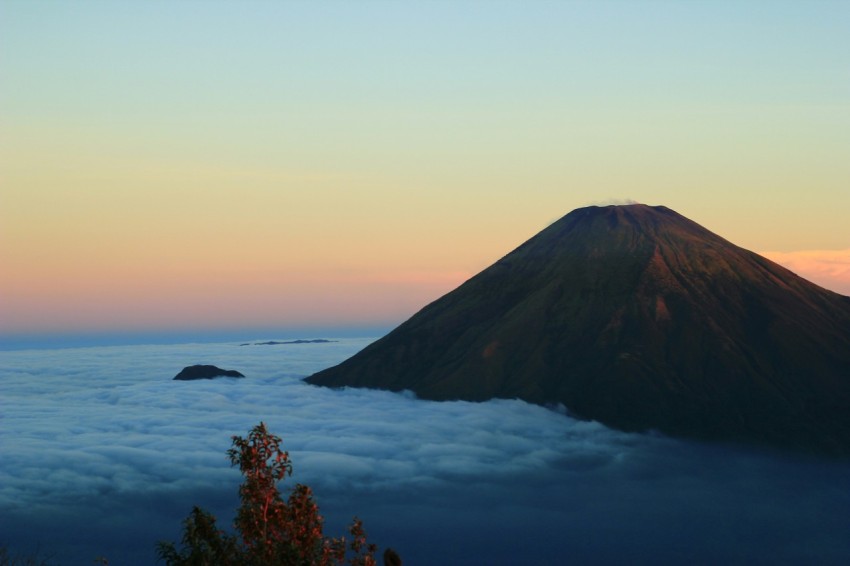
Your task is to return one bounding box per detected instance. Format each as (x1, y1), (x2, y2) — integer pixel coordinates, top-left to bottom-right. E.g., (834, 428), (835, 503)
(240, 339), (337, 346)
(306, 205), (850, 455)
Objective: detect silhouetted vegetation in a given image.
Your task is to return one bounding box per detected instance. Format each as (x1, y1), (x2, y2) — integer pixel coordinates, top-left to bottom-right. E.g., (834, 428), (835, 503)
(0, 545), (54, 566)
(158, 422), (381, 565)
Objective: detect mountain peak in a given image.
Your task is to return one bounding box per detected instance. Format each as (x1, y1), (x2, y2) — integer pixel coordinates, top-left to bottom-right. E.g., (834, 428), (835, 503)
(307, 205), (850, 455)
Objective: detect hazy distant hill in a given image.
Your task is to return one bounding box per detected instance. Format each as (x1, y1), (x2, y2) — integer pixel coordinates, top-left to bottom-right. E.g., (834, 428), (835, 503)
(307, 205), (850, 455)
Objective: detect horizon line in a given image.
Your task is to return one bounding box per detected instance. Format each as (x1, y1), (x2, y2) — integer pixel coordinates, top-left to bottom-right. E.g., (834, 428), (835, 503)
(0, 325), (391, 352)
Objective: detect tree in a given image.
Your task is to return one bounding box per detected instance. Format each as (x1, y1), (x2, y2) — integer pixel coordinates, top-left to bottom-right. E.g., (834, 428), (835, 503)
(158, 423), (379, 565)
(0, 545), (54, 566)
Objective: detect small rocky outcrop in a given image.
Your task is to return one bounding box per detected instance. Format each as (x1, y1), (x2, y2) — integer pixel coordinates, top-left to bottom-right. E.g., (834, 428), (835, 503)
(174, 365), (245, 381)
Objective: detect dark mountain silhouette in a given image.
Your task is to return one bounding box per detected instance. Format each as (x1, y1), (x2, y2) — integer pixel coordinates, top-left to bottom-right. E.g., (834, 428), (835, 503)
(306, 204), (850, 455)
(174, 365), (245, 380)
(240, 339), (337, 346)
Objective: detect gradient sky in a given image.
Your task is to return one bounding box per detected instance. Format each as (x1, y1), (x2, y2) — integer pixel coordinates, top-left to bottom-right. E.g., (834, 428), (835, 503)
(1, 0), (848, 337)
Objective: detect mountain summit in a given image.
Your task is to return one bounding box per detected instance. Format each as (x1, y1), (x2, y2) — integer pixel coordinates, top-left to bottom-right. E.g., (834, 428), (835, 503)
(306, 205), (850, 455)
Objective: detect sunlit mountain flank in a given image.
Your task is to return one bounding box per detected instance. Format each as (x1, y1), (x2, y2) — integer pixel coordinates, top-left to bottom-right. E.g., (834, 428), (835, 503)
(308, 205), (850, 455)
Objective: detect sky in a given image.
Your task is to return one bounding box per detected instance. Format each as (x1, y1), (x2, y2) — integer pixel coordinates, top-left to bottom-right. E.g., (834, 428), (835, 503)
(2, 340), (849, 564)
(1, 0), (849, 338)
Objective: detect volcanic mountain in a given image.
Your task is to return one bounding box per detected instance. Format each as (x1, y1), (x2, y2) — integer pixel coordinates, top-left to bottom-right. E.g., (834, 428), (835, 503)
(306, 205), (850, 455)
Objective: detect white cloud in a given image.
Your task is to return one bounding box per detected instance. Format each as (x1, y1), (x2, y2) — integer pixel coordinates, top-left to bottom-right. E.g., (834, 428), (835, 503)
(1, 339), (848, 564)
(585, 198), (642, 206)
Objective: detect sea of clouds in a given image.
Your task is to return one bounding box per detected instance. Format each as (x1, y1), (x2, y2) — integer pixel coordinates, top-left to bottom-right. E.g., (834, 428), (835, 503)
(1, 338), (849, 565)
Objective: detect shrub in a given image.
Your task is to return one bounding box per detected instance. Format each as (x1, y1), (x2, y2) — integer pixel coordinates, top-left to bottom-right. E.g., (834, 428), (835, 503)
(158, 422), (379, 565)
(0, 545), (54, 566)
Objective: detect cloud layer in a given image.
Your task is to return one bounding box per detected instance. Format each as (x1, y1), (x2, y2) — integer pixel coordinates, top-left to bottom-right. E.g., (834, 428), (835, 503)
(1, 339), (849, 564)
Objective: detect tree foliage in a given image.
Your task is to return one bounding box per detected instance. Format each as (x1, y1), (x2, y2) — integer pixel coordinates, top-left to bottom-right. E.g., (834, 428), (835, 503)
(0, 545), (54, 566)
(158, 422), (379, 565)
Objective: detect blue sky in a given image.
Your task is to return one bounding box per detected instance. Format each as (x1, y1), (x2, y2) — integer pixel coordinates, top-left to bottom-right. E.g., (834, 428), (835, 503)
(2, 0), (848, 336)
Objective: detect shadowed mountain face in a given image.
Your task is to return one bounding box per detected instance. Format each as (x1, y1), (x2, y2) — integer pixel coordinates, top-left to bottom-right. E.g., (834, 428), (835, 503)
(306, 205), (850, 455)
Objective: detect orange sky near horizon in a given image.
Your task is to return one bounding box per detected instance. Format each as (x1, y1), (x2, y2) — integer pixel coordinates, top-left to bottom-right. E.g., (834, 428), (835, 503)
(760, 250), (850, 297)
(1, 1), (848, 336)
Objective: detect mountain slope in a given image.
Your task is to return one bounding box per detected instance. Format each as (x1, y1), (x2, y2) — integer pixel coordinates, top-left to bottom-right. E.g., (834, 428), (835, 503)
(306, 205), (850, 455)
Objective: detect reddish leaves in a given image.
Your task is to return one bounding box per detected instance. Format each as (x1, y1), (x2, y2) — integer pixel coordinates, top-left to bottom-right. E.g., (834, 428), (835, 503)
(158, 422), (379, 566)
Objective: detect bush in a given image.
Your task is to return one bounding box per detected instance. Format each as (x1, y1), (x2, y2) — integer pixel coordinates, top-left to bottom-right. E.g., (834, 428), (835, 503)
(0, 545), (54, 566)
(158, 422), (379, 565)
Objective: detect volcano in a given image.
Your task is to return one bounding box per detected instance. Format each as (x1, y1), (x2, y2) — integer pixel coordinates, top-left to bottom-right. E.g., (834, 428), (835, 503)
(306, 205), (850, 455)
